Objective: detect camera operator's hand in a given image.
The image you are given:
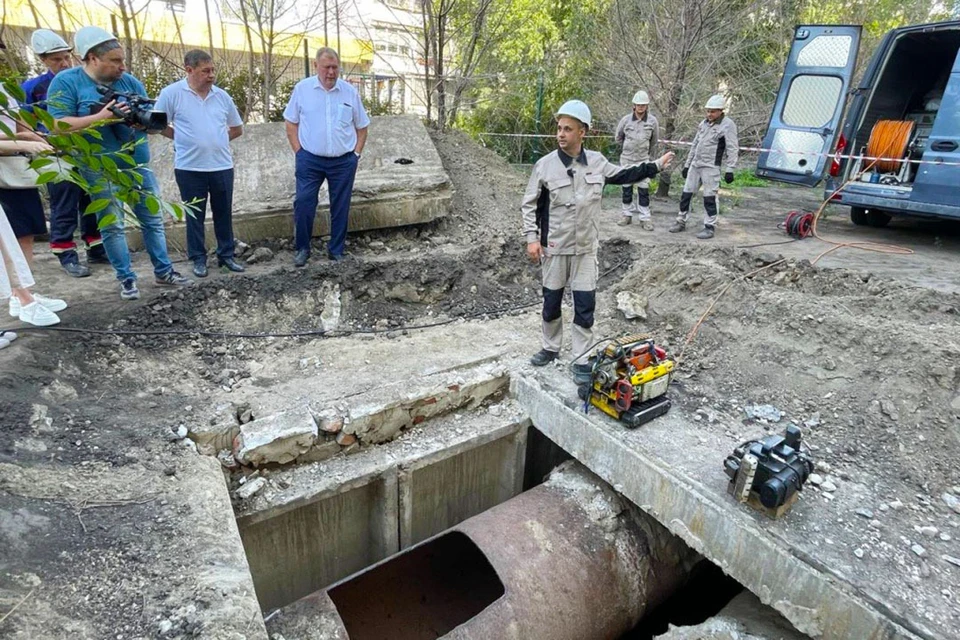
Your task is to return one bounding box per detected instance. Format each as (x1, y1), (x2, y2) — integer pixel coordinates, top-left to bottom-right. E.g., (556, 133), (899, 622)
(658, 151), (675, 170)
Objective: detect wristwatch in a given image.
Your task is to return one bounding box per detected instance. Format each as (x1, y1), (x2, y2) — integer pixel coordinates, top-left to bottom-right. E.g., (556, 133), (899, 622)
(354, 151), (362, 159)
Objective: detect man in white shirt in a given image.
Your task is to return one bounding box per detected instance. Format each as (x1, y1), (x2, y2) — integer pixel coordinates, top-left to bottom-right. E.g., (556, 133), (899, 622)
(283, 47), (370, 267)
(156, 49), (245, 277)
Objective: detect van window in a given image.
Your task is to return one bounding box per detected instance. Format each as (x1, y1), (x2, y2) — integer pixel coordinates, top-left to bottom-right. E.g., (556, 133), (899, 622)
(796, 35), (853, 67)
(783, 76), (843, 127)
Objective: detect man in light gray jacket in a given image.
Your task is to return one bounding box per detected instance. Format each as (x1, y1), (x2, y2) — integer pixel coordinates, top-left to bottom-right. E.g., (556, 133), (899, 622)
(521, 100), (673, 383)
(614, 90), (659, 230)
(670, 94), (739, 239)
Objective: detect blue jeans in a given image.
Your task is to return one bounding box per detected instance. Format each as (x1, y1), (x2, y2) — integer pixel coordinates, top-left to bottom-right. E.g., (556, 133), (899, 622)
(84, 166), (174, 282)
(174, 168), (236, 263)
(293, 150), (359, 255)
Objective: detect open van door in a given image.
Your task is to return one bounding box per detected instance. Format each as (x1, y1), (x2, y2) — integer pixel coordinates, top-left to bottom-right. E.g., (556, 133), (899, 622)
(756, 25), (862, 186)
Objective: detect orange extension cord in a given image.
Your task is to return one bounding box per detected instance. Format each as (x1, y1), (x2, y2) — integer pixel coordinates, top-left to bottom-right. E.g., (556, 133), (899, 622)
(866, 120), (915, 174)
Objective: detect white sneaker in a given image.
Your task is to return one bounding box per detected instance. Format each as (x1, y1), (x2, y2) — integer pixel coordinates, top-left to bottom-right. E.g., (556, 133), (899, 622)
(0, 330), (16, 349)
(9, 294), (67, 317)
(18, 302), (60, 327)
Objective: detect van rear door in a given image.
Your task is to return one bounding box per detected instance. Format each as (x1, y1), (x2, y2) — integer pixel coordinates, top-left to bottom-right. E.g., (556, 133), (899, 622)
(756, 25), (862, 186)
(910, 49), (960, 212)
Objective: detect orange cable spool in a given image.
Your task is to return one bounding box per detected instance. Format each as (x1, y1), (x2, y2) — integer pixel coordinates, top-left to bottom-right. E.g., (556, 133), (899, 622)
(866, 120), (914, 173)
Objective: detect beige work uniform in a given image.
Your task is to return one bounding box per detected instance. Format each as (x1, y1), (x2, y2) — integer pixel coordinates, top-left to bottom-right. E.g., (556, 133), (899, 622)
(615, 112), (659, 219)
(521, 149), (661, 362)
(678, 115), (739, 228)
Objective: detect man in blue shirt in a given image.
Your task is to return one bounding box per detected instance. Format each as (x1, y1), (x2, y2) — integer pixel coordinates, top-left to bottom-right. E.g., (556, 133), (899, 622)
(283, 47), (370, 267)
(21, 29), (107, 278)
(155, 49), (245, 278)
(47, 26), (192, 300)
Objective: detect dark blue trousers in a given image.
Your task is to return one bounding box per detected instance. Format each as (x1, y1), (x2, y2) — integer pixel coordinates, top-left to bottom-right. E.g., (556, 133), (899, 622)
(48, 180), (103, 264)
(174, 168), (236, 263)
(293, 150), (358, 256)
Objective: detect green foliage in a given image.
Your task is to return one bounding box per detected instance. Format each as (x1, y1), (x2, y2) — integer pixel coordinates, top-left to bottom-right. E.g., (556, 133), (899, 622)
(267, 78), (298, 122)
(456, 0), (614, 163)
(0, 78), (188, 230)
(729, 168), (768, 188)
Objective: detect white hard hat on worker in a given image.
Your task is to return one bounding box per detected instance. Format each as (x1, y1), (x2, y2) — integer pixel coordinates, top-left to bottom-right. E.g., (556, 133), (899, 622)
(31, 29), (72, 56)
(74, 26), (119, 60)
(555, 100), (592, 128)
(704, 94), (727, 110)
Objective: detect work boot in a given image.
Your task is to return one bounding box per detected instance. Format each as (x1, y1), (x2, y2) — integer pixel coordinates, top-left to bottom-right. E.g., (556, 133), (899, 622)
(61, 261), (91, 278)
(640, 221), (655, 232)
(530, 349), (559, 367)
(219, 257), (246, 273)
(696, 226), (715, 240)
(294, 249), (310, 267)
(617, 215), (632, 227)
(572, 363), (593, 386)
(87, 247), (110, 264)
(668, 221), (686, 233)
(193, 259), (208, 278)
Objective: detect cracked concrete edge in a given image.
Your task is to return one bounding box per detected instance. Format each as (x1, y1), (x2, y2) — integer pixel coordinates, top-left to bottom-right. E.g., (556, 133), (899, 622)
(511, 375), (929, 640)
(183, 454), (269, 640)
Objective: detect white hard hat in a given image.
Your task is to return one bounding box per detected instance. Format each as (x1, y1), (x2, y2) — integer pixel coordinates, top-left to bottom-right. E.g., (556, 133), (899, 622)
(632, 90), (650, 105)
(74, 26), (118, 60)
(555, 99), (592, 128)
(31, 29), (72, 56)
(704, 94), (727, 110)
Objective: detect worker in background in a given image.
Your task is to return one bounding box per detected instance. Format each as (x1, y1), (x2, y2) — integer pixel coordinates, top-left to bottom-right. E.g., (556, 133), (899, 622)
(21, 29), (107, 278)
(521, 100), (674, 383)
(614, 90), (659, 230)
(670, 94), (739, 239)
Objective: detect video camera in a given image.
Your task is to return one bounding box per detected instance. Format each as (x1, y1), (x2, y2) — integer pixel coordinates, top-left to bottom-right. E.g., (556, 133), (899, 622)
(94, 85), (167, 132)
(723, 425), (814, 511)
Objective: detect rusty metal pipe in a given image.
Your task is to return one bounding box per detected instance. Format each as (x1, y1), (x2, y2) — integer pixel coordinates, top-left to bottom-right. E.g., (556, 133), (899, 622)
(270, 462), (698, 640)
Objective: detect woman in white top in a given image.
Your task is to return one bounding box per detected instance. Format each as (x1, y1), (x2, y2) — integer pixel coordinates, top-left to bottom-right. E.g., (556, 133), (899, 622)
(0, 138), (66, 336)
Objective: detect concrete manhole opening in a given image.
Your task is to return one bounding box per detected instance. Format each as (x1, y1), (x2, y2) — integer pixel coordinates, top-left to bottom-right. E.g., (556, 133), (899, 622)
(328, 532), (505, 640)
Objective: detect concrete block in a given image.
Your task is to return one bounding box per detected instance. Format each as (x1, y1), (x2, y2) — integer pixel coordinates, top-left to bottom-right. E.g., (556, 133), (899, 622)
(132, 115), (451, 250)
(512, 375), (926, 640)
(188, 420), (239, 456)
(323, 366), (508, 445)
(297, 439), (341, 464)
(238, 469), (399, 612)
(235, 408), (318, 466)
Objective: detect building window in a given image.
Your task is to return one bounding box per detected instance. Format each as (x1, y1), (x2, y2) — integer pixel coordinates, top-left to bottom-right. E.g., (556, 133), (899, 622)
(157, 0), (186, 11)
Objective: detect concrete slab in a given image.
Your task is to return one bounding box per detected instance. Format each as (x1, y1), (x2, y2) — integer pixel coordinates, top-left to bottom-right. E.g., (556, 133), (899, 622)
(0, 455), (267, 640)
(512, 372), (945, 640)
(136, 116), (451, 249)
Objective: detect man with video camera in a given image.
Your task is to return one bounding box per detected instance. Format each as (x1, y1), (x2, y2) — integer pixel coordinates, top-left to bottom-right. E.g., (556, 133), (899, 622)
(47, 26), (192, 300)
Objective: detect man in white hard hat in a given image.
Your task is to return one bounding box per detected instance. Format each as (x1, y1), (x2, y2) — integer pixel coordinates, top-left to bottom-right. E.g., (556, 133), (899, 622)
(21, 29), (107, 278)
(521, 99), (674, 382)
(614, 90), (659, 230)
(670, 94), (739, 239)
(47, 26), (192, 300)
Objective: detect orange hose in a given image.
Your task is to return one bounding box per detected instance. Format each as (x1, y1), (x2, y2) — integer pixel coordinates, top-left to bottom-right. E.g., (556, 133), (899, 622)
(866, 120), (914, 173)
